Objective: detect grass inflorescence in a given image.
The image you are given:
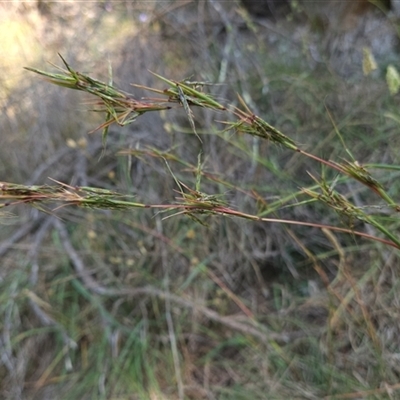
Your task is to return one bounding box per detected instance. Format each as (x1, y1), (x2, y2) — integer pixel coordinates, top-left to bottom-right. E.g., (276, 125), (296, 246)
(3, 29), (400, 400)
(18, 55), (400, 251)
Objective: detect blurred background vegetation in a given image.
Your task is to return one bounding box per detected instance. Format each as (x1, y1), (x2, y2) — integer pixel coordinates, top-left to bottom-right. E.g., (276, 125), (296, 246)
(2, 1), (400, 399)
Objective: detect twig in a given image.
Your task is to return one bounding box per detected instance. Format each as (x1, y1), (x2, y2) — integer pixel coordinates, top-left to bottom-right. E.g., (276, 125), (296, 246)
(53, 219), (116, 296)
(0, 214), (45, 258)
(53, 218), (310, 344)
